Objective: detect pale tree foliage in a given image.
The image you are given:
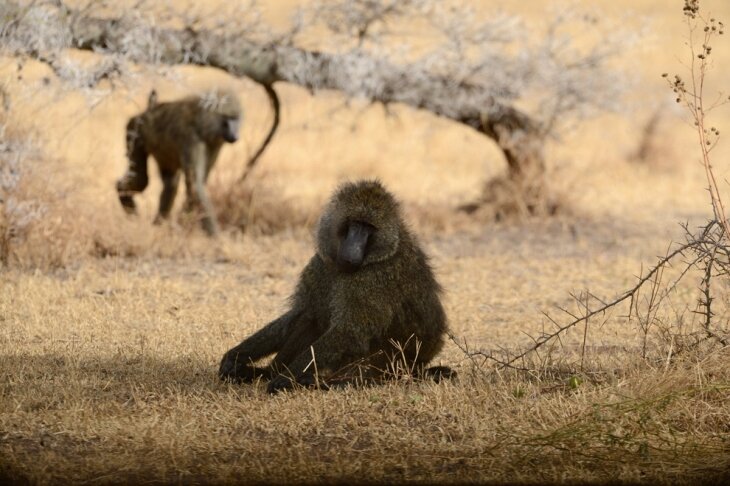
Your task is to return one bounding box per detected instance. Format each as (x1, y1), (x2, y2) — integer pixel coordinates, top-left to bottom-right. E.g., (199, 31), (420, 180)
(307, 1), (635, 132)
(0, 101), (46, 264)
(0, 0), (641, 218)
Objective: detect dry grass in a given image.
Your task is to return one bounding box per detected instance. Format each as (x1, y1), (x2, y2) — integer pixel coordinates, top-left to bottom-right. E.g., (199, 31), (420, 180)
(2, 0), (730, 484)
(1, 257), (729, 484)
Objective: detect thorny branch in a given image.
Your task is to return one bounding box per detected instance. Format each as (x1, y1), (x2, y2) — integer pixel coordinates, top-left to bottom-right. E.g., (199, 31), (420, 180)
(450, 220), (730, 372)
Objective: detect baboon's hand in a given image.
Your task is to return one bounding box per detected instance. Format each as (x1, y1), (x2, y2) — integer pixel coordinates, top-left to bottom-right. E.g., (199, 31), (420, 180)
(267, 374), (294, 394)
(219, 351), (256, 383)
(296, 372), (330, 390)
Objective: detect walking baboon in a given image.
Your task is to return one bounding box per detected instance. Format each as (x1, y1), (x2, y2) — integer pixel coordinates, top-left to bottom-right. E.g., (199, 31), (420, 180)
(116, 89), (242, 236)
(219, 180), (454, 393)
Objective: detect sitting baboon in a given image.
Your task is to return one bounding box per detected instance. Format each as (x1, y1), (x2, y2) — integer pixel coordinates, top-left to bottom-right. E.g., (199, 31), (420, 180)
(219, 180), (454, 393)
(116, 89), (242, 236)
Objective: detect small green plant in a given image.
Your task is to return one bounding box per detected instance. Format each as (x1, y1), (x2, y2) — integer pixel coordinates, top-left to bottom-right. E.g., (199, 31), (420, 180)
(568, 375), (583, 390)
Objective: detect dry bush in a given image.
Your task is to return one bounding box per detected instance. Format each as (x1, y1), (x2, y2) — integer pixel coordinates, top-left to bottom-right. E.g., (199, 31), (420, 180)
(457, 154), (576, 223)
(455, 217), (730, 391)
(209, 178), (316, 236)
(459, 174), (562, 222)
(0, 114), (94, 269)
(629, 103), (680, 169)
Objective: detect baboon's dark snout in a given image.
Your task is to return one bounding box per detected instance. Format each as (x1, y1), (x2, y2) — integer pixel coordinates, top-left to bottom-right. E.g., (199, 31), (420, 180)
(222, 118), (240, 143)
(337, 221), (372, 272)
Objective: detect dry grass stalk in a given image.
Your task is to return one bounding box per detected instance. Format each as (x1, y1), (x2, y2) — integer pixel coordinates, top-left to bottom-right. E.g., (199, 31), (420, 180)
(665, 2), (730, 237)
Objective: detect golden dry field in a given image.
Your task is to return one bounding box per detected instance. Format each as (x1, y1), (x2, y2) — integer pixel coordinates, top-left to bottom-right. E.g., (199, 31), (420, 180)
(2, 0), (730, 484)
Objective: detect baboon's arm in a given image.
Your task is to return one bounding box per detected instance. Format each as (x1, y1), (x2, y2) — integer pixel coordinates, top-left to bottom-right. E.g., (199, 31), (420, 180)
(219, 309), (301, 382)
(277, 302), (393, 381)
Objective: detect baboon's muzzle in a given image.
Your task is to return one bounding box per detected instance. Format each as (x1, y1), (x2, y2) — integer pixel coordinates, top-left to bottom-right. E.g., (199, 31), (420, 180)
(222, 118), (240, 143)
(337, 221), (373, 272)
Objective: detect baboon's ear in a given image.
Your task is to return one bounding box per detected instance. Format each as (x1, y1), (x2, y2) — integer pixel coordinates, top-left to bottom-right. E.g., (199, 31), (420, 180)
(316, 203), (339, 264)
(147, 89), (158, 108)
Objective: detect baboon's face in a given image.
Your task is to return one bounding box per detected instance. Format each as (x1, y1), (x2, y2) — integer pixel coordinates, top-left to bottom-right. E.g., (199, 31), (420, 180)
(220, 116), (240, 143)
(198, 90), (242, 144)
(317, 180), (401, 272)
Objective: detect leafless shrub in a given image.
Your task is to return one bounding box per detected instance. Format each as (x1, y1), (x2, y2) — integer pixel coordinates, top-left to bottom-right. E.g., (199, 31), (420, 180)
(0, 112), (45, 265)
(0, 1), (71, 58)
(451, 220), (729, 374)
(210, 180), (315, 236)
(451, 1), (730, 377)
(629, 103), (679, 168)
(0, 89), (95, 268)
(663, 2), (729, 236)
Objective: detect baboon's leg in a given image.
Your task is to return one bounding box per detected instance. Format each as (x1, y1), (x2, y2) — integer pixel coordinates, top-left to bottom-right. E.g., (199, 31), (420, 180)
(219, 310), (302, 383)
(270, 317), (321, 373)
(183, 145), (220, 236)
(267, 320), (372, 393)
(117, 122), (149, 214)
(153, 170), (181, 225)
(204, 145), (221, 182)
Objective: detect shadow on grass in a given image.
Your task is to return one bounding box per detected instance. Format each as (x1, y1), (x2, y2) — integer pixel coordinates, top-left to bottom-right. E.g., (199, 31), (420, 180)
(0, 352), (268, 483)
(3, 354), (730, 486)
(0, 352), (258, 410)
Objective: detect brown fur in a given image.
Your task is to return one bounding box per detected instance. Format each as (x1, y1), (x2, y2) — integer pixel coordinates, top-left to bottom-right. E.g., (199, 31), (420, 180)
(219, 180), (454, 393)
(116, 89), (242, 236)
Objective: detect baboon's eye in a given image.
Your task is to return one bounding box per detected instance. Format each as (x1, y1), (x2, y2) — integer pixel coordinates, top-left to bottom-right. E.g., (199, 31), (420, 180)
(342, 220), (374, 233)
(337, 220), (356, 236)
(365, 232), (376, 252)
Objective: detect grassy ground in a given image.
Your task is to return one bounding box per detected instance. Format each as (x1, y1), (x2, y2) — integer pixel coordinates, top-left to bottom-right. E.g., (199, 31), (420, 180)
(2, 0), (730, 484)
